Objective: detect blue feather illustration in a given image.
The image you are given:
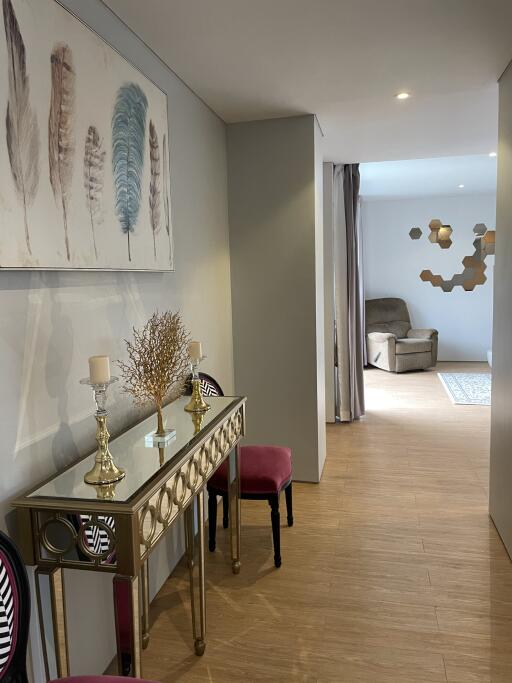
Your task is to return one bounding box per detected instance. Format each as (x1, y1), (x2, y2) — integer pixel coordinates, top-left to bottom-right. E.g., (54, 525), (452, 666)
(112, 83), (148, 261)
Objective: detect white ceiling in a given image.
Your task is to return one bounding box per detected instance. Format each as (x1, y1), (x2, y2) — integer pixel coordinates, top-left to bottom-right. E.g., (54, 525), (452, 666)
(103, 0), (512, 162)
(360, 154), (497, 200)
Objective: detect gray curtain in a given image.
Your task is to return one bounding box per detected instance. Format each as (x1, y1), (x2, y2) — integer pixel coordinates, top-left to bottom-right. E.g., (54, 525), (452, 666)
(333, 163), (365, 421)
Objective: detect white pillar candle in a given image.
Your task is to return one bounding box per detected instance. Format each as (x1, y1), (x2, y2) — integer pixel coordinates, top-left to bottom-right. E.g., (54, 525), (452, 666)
(188, 341), (203, 361)
(89, 356), (111, 384)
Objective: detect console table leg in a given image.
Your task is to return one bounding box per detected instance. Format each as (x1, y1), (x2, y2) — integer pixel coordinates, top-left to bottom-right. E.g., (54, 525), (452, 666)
(113, 574), (141, 677)
(35, 566), (70, 681)
(140, 559), (150, 650)
(196, 489), (206, 655)
(229, 445), (242, 574)
(185, 491), (206, 656)
(184, 501), (196, 643)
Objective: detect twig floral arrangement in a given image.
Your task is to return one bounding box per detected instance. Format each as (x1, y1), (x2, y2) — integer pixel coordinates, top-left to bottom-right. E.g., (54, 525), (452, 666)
(118, 311), (190, 435)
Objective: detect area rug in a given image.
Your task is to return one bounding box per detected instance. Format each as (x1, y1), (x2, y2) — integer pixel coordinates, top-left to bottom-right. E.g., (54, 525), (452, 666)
(438, 372), (491, 406)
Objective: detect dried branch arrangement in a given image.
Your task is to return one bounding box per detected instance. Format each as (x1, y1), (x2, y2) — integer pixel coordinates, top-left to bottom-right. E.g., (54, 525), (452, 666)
(118, 311), (190, 435)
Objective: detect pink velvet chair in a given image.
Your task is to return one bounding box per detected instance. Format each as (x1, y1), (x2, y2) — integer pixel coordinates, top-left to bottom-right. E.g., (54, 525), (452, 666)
(0, 531), (155, 683)
(185, 374), (293, 568)
(52, 679), (156, 683)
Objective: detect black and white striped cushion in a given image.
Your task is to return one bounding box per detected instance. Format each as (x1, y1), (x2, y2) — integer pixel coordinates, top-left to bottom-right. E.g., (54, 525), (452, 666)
(200, 378), (221, 397)
(79, 515), (116, 558)
(0, 553), (15, 676)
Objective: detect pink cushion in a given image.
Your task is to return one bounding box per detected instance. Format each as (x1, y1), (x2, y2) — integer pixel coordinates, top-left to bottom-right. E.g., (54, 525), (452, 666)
(209, 445), (292, 495)
(51, 678), (157, 682)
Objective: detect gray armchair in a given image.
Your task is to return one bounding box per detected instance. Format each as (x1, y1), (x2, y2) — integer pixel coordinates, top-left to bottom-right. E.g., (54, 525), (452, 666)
(365, 298), (438, 372)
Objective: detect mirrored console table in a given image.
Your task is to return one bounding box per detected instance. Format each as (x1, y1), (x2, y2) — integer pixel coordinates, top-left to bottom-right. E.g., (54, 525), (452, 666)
(12, 395), (246, 679)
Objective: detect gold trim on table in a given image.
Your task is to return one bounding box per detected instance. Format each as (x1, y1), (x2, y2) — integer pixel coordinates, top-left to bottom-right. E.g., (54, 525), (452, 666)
(12, 396), (246, 678)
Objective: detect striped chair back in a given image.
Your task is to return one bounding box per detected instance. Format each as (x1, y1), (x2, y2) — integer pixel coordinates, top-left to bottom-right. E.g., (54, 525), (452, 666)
(0, 549), (16, 676)
(185, 372), (224, 398)
(0, 532), (29, 683)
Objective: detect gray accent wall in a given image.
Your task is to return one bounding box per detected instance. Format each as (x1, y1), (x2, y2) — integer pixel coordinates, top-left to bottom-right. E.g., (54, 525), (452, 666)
(323, 162), (335, 423)
(490, 63), (512, 558)
(1, 0), (233, 677)
(227, 115), (326, 483)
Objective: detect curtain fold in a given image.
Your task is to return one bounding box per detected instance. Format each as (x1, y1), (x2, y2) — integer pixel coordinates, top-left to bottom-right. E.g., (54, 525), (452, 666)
(333, 163), (365, 421)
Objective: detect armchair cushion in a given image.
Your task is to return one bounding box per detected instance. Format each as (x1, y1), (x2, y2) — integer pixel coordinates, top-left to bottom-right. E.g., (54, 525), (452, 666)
(367, 331), (396, 343)
(369, 321), (410, 338)
(407, 328), (438, 339)
(396, 338), (432, 355)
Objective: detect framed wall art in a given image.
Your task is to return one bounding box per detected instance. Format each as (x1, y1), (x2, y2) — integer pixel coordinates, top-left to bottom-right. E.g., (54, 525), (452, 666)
(0, 0), (173, 271)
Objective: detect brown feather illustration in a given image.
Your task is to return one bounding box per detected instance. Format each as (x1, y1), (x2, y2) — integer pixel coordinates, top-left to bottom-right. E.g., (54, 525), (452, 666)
(3, 0), (40, 255)
(49, 43), (75, 261)
(84, 125), (105, 260)
(149, 120), (161, 260)
(162, 133), (172, 265)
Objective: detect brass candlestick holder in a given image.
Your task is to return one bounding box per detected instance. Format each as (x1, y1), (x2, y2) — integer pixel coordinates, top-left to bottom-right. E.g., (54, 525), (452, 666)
(94, 482), (118, 500)
(80, 377), (126, 485)
(184, 358), (210, 413)
(191, 411), (205, 434)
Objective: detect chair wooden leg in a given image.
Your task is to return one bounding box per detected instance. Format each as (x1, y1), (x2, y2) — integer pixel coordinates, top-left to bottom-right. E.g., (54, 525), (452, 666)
(208, 489), (217, 552)
(222, 493), (229, 529)
(269, 494), (281, 568)
(285, 482), (293, 527)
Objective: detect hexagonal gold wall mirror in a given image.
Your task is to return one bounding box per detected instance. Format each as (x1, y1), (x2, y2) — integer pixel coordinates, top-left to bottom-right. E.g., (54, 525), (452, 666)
(412, 220), (495, 292)
(428, 218), (442, 243)
(437, 225), (453, 249)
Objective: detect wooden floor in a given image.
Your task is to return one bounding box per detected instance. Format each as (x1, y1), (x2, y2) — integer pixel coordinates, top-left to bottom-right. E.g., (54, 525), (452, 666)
(141, 362), (512, 682)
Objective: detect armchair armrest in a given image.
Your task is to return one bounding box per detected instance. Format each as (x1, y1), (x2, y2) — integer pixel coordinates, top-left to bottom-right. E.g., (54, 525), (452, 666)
(367, 332), (396, 342)
(407, 328), (438, 339)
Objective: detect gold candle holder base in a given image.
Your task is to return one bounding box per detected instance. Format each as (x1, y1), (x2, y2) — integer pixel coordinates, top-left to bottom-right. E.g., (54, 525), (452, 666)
(184, 378), (211, 413)
(84, 413), (125, 485)
(94, 481), (118, 500)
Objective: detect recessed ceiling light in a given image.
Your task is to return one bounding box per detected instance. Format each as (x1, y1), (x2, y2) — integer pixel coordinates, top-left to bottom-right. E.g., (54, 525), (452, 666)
(489, 152), (497, 157)
(396, 92), (410, 100)
(458, 184), (465, 189)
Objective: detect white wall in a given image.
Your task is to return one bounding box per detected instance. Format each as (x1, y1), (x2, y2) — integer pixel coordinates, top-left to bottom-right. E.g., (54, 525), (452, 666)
(361, 194), (496, 361)
(227, 115), (326, 483)
(1, 0), (233, 679)
(490, 62), (512, 559)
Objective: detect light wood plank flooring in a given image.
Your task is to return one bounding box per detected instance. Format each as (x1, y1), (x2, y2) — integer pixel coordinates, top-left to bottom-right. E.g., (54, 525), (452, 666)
(141, 361), (512, 682)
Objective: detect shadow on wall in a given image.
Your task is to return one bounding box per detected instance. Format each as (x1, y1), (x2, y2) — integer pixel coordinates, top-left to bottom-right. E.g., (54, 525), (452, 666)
(0, 268), (171, 532)
(47, 286), (79, 472)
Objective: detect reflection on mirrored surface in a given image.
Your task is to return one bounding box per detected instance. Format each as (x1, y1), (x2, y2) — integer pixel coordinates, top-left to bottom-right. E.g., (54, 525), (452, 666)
(29, 396), (238, 504)
(94, 483), (118, 500)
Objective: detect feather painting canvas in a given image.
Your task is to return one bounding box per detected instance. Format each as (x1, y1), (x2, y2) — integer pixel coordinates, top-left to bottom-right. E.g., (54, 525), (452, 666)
(0, 0), (173, 271)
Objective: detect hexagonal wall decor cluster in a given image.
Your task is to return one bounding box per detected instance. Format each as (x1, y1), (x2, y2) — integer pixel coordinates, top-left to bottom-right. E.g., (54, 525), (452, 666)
(418, 223), (495, 292)
(409, 227), (422, 240)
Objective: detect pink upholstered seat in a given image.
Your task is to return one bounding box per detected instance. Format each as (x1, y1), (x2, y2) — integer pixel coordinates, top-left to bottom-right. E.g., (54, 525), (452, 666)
(52, 678), (157, 683)
(189, 373), (294, 568)
(209, 445), (292, 495)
